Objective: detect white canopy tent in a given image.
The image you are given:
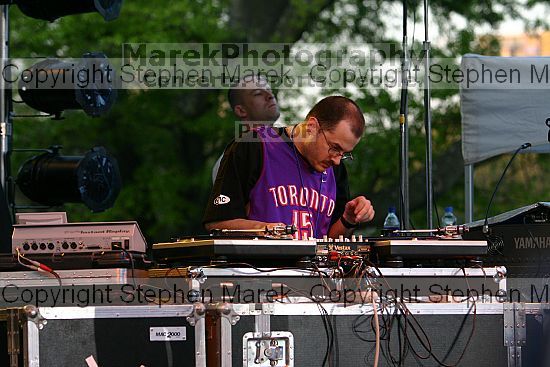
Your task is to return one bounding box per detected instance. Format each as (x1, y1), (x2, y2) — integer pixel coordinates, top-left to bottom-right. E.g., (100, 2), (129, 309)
(460, 54), (550, 222)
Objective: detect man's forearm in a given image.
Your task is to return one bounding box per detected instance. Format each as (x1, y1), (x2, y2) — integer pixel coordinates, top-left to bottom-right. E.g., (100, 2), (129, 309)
(327, 218), (354, 238)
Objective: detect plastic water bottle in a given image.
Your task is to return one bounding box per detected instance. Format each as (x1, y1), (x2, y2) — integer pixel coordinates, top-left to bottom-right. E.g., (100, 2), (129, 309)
(383, 206), (400, 230)
(441, 206), (457, 226)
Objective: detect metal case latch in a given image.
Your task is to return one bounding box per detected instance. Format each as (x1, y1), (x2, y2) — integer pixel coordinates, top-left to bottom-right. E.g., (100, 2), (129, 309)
(243, 331), (294, 367)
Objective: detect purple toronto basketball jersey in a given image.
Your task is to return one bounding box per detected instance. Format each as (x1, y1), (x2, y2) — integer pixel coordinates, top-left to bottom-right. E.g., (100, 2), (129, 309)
(248, 126), (337, 239)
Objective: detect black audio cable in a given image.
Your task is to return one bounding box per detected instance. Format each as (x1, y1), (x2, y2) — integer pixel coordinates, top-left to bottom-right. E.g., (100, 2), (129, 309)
(483, 142), (531, 234)
(351, 261), (478, 367)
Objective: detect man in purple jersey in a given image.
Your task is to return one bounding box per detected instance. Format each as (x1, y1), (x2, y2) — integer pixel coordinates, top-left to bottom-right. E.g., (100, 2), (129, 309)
(203, 96), (375, 239)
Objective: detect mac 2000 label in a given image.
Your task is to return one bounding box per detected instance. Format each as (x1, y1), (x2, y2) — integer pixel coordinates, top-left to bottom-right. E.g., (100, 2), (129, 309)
(149, 327), (186, 341)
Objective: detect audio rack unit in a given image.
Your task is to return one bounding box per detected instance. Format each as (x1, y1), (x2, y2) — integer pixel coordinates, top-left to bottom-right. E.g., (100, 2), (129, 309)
(12, 221), (147, 254)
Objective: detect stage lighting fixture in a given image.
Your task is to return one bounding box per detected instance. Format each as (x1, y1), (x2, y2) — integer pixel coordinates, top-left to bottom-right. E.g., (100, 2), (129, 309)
(16, 146), (122, 212)
(1, 0), (122, 22)
(18, 52), (117, 119)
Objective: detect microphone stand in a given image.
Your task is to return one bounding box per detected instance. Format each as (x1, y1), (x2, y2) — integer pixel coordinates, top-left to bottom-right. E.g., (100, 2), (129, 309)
(399, 0), (410, 229)
(423, 0), (434, 228)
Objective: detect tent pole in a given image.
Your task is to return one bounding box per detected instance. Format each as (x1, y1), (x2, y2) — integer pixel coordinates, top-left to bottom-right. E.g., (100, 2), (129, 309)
(423, 0), (433, 229)
(465, 164), (474, 223)
(399, 0), (410, 229)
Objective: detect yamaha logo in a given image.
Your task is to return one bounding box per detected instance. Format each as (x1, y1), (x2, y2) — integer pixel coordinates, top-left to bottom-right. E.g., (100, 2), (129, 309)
(214, 194), (230, 205)
(514, 236), (550, 249)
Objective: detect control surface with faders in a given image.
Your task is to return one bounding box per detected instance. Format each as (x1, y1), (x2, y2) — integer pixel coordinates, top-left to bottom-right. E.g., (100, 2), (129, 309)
(152, 234), (488, 267)
(12, 221), (147, 254)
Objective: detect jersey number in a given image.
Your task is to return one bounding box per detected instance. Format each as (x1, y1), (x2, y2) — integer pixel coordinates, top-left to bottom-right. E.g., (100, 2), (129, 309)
(292, 210), (313, 240)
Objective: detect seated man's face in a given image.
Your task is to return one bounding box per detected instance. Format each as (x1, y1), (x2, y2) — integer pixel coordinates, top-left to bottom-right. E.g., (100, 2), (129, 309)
(307, 119), (360, 172)
(236, 78), (280, 123)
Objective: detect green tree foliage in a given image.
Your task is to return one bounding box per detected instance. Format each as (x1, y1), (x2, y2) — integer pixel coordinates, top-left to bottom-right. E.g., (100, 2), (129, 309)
(8, 0), (549, 243)
(11, 1), (234, 242)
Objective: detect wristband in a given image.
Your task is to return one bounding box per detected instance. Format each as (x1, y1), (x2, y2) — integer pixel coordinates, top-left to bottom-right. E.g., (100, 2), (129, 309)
(340, 216), (358, 229)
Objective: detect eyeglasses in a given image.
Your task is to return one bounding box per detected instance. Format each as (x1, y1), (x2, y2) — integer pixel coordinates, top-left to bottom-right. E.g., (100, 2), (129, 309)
(319, 128), (354, 161)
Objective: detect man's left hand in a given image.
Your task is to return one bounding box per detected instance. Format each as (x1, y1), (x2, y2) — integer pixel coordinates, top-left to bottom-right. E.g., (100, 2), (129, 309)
(342, 196), (375, 225)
